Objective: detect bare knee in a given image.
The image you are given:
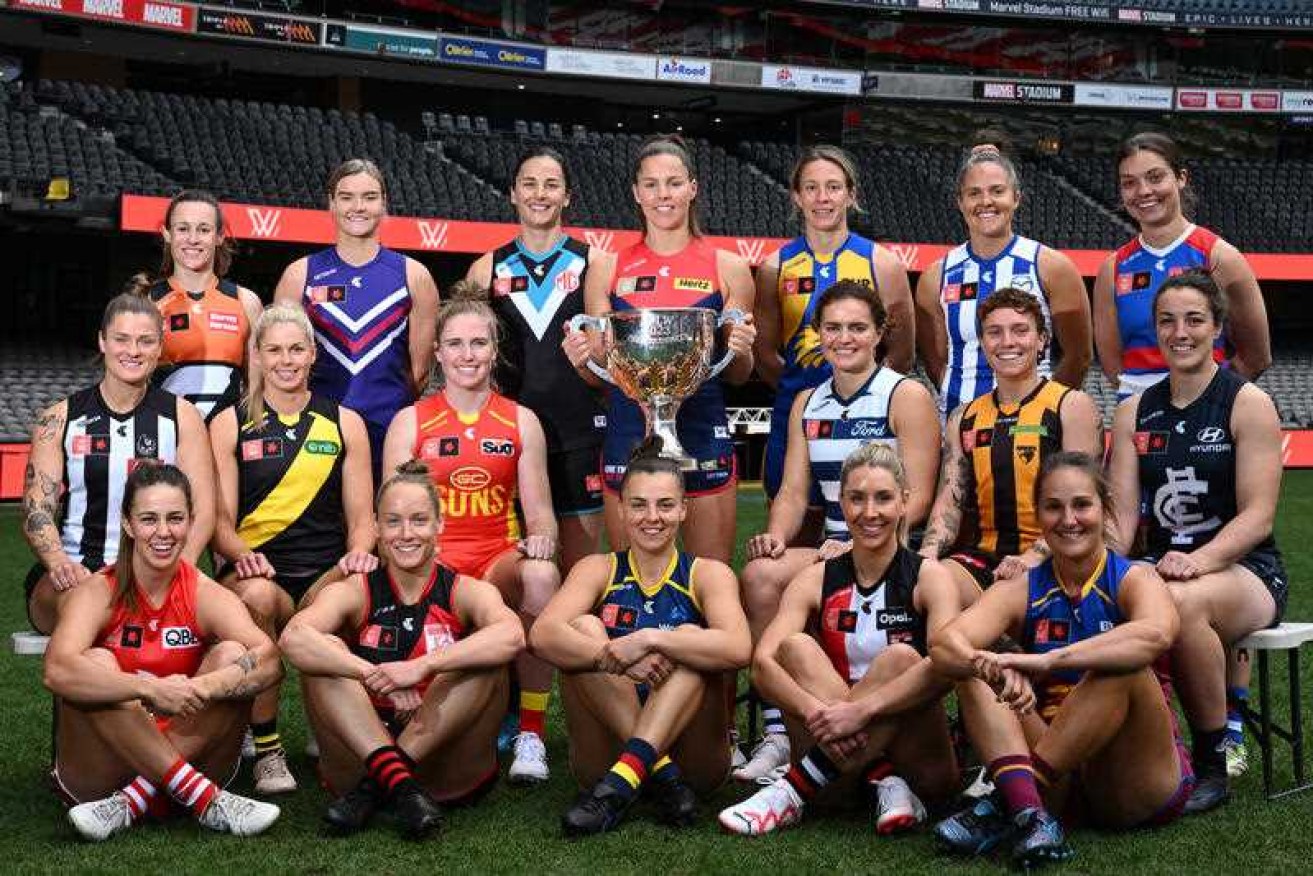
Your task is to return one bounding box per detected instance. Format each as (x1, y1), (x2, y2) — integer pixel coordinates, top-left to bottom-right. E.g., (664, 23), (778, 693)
(741, 561), (787, 626)
(518, 561), (560, 618)
(868, 643), (922, 678)
(237, 577), (281, 622)
(1169, 583), (1212, 631)
(774, 631), (818, 675)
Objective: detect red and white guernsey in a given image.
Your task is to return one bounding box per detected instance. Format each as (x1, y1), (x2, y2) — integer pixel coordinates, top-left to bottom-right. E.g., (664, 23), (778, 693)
(816, 547), (927, 685)
(99, 560), (207, 678)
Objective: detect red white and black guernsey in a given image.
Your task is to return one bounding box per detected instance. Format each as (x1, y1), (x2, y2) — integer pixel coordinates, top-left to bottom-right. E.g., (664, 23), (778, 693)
(817, 547), (927, 685)
(350, 564), (465, 705)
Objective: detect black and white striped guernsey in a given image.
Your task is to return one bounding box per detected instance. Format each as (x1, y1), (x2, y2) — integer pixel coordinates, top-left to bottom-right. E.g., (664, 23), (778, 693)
(59, 385), (180, 570)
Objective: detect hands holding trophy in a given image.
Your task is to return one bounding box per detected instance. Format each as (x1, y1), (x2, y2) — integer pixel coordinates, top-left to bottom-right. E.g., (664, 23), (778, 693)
(566, 307), (751, 470)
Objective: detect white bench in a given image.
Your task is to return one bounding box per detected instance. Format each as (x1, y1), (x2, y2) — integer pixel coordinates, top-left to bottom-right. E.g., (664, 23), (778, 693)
(1237, 622), (1313, 799)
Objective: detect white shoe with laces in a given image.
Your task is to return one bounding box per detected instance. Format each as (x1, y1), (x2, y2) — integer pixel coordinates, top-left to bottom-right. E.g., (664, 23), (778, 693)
(253, 747), (298, 795)
(732, 733), (790, 784)
(68, 792), (134, 842)
(508, 731), (550, 785)
(1222, 738), (1249, 778)
(241, 728), (256, 760)
(873, 775), (927, 835)
(718, 777), (805, 836)
(197, 790), (281, 837)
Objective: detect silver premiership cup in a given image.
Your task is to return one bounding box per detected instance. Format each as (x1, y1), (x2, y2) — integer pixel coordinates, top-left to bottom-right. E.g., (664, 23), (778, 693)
(570, 307), (746, 470)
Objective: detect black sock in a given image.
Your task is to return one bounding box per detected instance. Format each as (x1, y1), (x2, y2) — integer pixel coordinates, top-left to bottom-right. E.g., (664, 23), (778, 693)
(1192, 727), (1227, 773)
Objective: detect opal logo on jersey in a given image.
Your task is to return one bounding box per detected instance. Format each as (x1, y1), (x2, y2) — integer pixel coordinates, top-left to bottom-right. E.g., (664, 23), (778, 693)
(162, 627), (202, 649)
(876, 609), (915, 629)
(417, 220), (449, 250)
(246, 207), (282, 238)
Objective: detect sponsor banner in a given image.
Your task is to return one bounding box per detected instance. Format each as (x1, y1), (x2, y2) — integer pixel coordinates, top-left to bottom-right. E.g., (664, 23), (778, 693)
(439, 36), (546, 71)
(656, 56), (712, 85)
(324, 23), (437, 60)
(761, 64), (862, 96)
(817, 0), (1313, 28)
(118, 195), (1313, 280)
(974, 79), (1073, 105)
(1175, 87), (1281, 113)
(196, 7), (320, 45)
(1073, 82), (1173, 110)
(545, 48), (656, 81)
(1283, 91), (1313, 114)
(11, 0), (195, 32)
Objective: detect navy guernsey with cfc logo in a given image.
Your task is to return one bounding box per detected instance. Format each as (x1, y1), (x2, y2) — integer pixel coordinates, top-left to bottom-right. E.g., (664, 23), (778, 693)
(595, 550), (704, 637)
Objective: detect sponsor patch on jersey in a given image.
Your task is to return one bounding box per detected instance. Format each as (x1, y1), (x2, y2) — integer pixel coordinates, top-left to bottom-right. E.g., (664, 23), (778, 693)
(168, 313), (190, 332)
(304, 439), (341, 456)
(556, 271), (581, 292)
(836, 610), (859, 633)
(585, 474), (603, 493)
(512, 276), (530, 293)
(1133, 431), (1170, 455)
(1033, 618), (1070, 644)
(674, 277), (712, 293)
(308, 285), (347, 303)
(438, 437), (461, 457)
(360, 624), (398, 651)
(617, 277), (637, 295)
(161, 626), (202, 649)
(208, 312), (240, 334)
(71, 435), (111, 457)
(1132, 271), (1153, 290)
(120, 625), (144, 649)
(245, 438), (284, 459)
(960, 282), (979, 301)
(493, 277), (513, 296)
(942, 283), (961, 303)
(1116, 273), (1134, 295)
(600, 603), (638, 630)
(962, 429), (993, 451)
(804, 419), (833, 440)
(480, 438), (515, 457)
(1009, 424), (1049, 437)
(876, 608), (915, 629)
(635, 276), (657, 293)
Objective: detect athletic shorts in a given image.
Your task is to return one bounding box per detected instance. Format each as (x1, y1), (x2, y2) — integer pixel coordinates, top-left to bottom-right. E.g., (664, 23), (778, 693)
(602, 440), (737, 496)
(1143, 547), (1288, 624)
(548, 445), (604, 517)
(440, 539), (518, 580)
(215, 562), (334, 605)
(945, 546), (1001, 592)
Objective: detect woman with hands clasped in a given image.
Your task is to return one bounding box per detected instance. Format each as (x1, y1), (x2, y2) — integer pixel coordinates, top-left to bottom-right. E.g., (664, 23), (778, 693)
(720, 444), (960, 838)
(279, 461), (524, 840)
(931, 452), (1188, 870)
(45, 464), (282, 843)
(530, 438), (751, 837)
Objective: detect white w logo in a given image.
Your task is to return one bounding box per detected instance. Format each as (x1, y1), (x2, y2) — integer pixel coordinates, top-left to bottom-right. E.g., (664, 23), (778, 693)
(584, 230), (616, 252)
(888, 243), (919, 269)
(735, 239), (767, 265)
(417, 220), (449, 250)
(246, 207), (282, 239)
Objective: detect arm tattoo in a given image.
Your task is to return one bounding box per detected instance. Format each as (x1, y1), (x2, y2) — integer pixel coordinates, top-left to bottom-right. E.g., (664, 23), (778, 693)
(22, 463), (63, 557)
(32, 409), (63, 445)
(214, 651), (261, 700)
(921, 445), (968, 558)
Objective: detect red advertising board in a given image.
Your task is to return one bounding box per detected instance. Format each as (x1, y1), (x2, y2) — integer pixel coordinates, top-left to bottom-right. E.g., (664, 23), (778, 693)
(11, 0), (196, 31)
(120, 195), (1313, 279)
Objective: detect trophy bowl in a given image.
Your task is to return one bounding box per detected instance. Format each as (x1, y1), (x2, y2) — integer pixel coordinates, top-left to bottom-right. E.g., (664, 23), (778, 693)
(570, 307), (744, 470)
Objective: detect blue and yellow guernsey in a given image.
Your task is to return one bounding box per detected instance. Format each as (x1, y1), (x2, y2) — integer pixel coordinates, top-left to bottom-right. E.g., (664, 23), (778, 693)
(595, 550), (705, 637)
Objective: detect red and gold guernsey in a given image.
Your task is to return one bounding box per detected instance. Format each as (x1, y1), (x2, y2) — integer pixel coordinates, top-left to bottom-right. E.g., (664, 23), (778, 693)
(99, 560), (207, 678)
(413, 391), (523, 576)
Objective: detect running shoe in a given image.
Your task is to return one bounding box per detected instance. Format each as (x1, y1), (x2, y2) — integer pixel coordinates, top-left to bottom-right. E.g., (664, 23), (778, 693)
(933, 794), (1012, 856)
(717, 778), (804, 836)
(253, 747), (298, 795)
(390, 784), (443, 840)
(647, 777), (699, 827)
(873, 775), (926, 835)
(561, 780), (634, 837)
(1183, 764), (1230, 815)
(1221, 738), (1249, 779)
(197, 791), (281, 837)
(1011, 807), (1074, 868)
(508, 732), (550, 785)
(732, 733), (790, 784)
(67, 792), (134, 842)
(322, 778), (382, 835)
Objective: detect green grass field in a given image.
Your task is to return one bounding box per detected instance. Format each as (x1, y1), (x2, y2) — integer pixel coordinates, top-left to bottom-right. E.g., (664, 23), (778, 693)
(2, 480), (1312, 874)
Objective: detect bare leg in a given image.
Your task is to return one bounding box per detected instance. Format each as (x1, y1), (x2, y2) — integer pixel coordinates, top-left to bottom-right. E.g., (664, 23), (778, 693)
(602, 492), (628, 555)
(682, 488), (737, 564)
(303, 672), (398, 796)
(942, 559), (986, 612)
(27, 573), (64, 637)
(402, 667), (507, 801)
(560, 512), (604, 572)
(485, 552), (558, 714)
(221, 574), (291, 727)
(741, 552), (819, 643)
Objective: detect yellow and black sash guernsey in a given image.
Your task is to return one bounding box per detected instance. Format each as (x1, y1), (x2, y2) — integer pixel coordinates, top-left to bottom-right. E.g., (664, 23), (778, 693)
(236, 394), (346, 580)
(956, 380), (1069, 558)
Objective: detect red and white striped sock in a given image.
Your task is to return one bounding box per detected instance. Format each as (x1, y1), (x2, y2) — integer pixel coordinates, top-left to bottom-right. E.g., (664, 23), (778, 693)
(119, 775), (158, 821)
(163, 759), (219, 817)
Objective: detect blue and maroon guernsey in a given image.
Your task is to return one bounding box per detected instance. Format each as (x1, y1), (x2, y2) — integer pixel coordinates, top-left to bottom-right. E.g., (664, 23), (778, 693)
(302, 246), (415, 439)
(1112, 224), (1225, 397)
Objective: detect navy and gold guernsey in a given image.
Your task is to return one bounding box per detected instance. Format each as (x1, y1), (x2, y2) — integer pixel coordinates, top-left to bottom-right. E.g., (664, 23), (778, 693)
(954, 379), (1070, 561)
(235, 394), (346, 594)
(489, 236), (603, 453)
(764, 233), (879, 498)
(1022, 550), (1128, 721)
(595, 550), (705, 638)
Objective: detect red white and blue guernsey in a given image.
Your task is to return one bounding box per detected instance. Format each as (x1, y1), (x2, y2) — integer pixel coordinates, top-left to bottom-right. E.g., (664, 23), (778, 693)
(301, 246), (414, 452)
(939, 235), (1051, 417)
(817, 547), (927, 685)
(1112, 224), (1225, 398)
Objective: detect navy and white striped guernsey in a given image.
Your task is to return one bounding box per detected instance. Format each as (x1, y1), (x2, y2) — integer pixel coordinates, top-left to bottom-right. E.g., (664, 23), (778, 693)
(939, 235), (1050, 416)
(60, 385), (180, 570)
(802, 366), (906, 540)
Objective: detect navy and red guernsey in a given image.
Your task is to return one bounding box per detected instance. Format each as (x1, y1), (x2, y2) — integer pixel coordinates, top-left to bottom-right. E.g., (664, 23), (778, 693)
(816, 547), (927, 685)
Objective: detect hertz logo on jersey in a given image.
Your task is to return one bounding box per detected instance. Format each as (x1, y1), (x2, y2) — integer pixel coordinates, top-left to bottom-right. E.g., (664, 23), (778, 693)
(673, 277), (713, 293)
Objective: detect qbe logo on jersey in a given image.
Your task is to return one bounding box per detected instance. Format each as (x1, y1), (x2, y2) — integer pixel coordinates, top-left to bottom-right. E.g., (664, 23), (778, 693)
(162, 626), (203, 649)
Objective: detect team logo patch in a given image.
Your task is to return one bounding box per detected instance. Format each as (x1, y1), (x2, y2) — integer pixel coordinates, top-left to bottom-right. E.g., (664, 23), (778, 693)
(1017, 446), (1036, 464)
(120, 625), (144, 649)
(635, 276), (657, 293)
(162, 626), (202, 649)
(555, 271), (581, 292)
(493, 277), (513, 296)
(1132, 272), (1153, 290)
(585, 474), (603, 493)
(674, 277), (712, 293)
(252, 438), (283, 459)
(208, 312), (240, 334)
(512, 276), (530, 293)
(942, 283), (961, 304)
(1034, 618), (1070, 644)
(309, 285), (347, 303)
(439, 437), (461, 457)
(480, 438), (515, 457)
(168, 313), (190, 332)
(1133, 431), (1170, 455)
(304, 439), (340, 456)
(836, 610), (859, 633)
(450, 466), (491, 491)
(136, 434), (157, 458)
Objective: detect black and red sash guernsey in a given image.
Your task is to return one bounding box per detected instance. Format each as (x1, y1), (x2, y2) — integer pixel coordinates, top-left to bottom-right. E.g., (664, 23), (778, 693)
(817, 547), (927, 684)
(350, 564), (464, 699)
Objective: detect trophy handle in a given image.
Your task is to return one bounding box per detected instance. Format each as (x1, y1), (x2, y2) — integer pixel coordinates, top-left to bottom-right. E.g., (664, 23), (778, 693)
(567, 314), (615, 384)
(706, 308), (747, 380)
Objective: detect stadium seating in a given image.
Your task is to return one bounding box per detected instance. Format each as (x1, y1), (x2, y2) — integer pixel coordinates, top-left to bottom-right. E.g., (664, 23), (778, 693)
(0, 346), (100, 441)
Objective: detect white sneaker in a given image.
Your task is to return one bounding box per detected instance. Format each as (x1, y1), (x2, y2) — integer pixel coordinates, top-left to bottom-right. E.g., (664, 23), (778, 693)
(732, 733), (790, 784)
(508, 732), (549, 785)
(873, 775), (926, 835)
(68, 792), (134, 842)
(1222, 739), (1249, 778)
(730, 727), (747, 770)
(962, 765), (995, 800)
(253, 748), (298, 795)
(241, 728), (256, 760)
(304, 731), (320, 759)
(718, 777), (804, 836)
(197, 790), (281, 837)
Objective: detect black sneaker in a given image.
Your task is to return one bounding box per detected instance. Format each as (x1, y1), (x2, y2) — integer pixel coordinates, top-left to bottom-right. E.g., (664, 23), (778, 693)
(1010, 807), (1074, 868)
(1183, 764), (1230, 815)
(646, 777), (698, 827)
(561, 781), (633, 837)
(323, 778), (382, 836)
(390, 784), (443, 840)
(933, 793), (1012, 856)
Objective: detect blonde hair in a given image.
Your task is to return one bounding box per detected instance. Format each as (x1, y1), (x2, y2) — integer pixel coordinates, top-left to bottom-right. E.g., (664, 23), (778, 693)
(839, 443), (909, 544)
(244, 303), (315, 426)
(433, 280), (501, 389)
(376, 459), (441, 516)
